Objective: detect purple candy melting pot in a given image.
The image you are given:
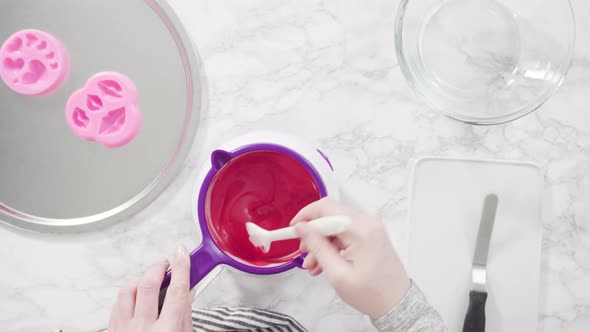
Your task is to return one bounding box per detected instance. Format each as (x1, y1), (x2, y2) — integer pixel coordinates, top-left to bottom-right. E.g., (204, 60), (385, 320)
(161, 143), (331, 290)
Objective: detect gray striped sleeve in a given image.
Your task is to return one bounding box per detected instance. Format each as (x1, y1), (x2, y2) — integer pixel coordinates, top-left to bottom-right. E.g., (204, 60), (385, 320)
(372, 282), (447, 332)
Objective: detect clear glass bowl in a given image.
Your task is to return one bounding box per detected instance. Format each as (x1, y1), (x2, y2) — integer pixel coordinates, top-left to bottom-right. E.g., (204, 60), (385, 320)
(395, 0), (575, 125)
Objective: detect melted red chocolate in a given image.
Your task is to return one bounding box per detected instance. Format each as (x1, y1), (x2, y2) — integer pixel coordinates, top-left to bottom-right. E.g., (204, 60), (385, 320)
(205, 150), (321, 266)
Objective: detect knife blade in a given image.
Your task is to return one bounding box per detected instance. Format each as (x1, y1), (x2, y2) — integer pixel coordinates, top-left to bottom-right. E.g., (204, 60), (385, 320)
(462, 193), (498, 332)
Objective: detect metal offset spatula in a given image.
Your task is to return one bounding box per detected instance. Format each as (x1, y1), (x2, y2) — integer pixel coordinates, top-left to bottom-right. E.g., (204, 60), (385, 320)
(462, 194), (499, 332)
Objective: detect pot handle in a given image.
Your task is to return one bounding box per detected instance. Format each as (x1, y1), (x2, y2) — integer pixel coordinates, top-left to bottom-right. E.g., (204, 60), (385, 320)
(159, 242), (225, 310)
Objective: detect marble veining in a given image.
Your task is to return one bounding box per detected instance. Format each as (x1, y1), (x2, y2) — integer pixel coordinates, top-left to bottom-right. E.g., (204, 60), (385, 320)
(1, 0), (589, 331)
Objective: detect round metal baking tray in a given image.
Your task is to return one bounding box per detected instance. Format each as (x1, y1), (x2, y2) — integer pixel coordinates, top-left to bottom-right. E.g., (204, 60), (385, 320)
(0, 0), (202, 232)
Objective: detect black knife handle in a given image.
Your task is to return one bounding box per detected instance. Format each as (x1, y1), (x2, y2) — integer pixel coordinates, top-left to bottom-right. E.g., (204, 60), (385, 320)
(462, 290), (487, 332)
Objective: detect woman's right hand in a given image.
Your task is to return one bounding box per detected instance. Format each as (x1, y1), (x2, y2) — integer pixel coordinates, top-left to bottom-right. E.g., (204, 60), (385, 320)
(291, 198), (411, 320)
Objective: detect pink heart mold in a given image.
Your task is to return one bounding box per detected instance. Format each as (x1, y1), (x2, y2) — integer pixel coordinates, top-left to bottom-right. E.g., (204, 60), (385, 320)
(3, 57), (24, 71)
(65, 72), (142, 148)
(0, 29), (70, 96)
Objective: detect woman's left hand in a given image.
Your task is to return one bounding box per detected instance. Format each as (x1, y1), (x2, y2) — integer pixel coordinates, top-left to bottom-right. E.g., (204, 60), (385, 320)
(108, 245), (195, 332)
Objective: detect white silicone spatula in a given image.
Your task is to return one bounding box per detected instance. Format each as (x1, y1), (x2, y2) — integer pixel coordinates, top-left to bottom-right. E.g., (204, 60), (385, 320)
(246, 216), (352, 253)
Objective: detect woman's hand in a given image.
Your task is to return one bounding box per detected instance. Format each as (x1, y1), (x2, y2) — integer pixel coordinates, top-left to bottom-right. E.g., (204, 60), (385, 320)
(292, 198), (411, 320)
(108, 245), (195, 332)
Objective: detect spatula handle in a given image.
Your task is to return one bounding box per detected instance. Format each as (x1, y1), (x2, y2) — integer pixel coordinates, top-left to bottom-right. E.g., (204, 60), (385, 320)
(462, 290), (487, 332)
(267, 216), (352, 242)
(306, 216), (352, 236)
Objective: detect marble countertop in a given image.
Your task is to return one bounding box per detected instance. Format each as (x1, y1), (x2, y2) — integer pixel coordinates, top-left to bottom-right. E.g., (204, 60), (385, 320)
(2, 0), (590, 331)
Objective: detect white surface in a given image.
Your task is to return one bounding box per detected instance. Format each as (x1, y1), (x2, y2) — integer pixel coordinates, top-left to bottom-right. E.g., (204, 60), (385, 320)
(1, 0), (590, 331)
(408, 157), (544, 332)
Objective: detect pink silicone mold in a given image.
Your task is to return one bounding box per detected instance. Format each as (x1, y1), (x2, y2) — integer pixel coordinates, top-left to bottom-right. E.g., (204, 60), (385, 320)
(0, 29), (69, 95)
(65, 72), (142, 148)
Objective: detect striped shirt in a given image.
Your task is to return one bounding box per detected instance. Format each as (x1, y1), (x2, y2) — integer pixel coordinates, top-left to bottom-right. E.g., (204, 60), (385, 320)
(191, 307), (307, 332)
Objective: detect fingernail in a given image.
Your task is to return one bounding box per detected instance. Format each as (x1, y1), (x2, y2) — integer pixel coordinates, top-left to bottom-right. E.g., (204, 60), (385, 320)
(176, 244), (189, 258)
(294, 223), (305, 235)
(302, 256), (311, 269)
(125, 278), (139, 289)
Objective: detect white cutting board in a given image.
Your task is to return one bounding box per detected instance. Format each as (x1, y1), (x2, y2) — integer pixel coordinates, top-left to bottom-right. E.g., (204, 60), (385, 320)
(407, 157), (544, 332)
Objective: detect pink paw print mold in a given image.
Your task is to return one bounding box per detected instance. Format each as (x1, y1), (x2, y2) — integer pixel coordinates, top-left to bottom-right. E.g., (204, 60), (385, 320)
(65, 72), (142, 148)
(0, 29), (69, 95)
